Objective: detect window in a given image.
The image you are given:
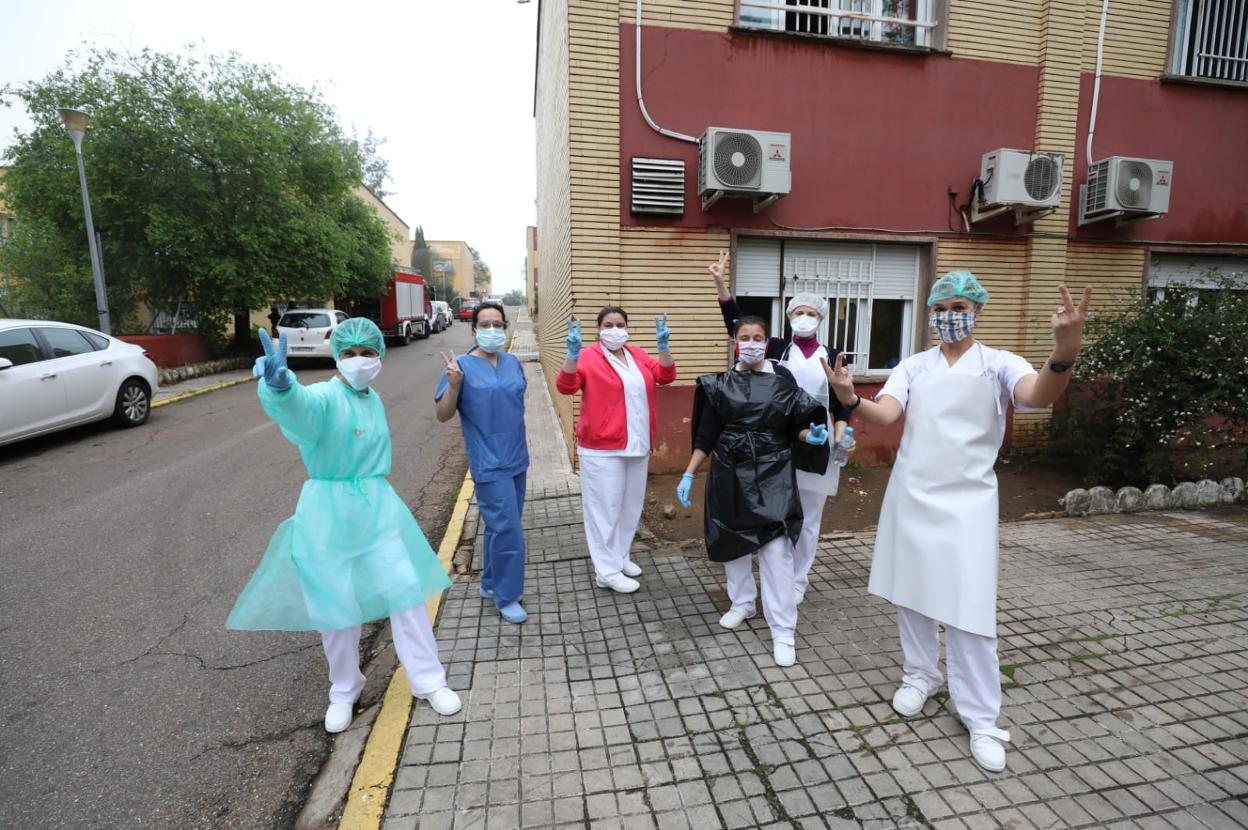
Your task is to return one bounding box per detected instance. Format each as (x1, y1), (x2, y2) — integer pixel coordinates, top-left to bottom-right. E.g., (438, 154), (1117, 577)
(734, 238), (921, 373)
(81, 331), (110, 350)
(279, 312), (331, 329)
(0, 327), (43, 366)
(37, 327), (97, 359)
(335, 312), (349, 324)
(738, 0), (937, 48)
(1148, 253), (1248, 302)
(1171, 0), (1248, 83)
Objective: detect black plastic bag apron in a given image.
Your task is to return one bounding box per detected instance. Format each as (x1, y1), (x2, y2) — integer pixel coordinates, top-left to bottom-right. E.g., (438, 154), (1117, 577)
(696, 371), (815, 563)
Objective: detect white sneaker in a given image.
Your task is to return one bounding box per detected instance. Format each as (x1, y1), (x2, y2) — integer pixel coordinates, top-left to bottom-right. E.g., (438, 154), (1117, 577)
(417, 687), (463, 716)
(968, 727), (1010, 773)
(324, 701), (354, 733)
(794, 583), (808, 606)
(891, 676), (936, 718)
(773, 641), (796, 667)
(595, 573), (640, 594)
(718, 605), (755, 630)
(622, 560), (642, 578)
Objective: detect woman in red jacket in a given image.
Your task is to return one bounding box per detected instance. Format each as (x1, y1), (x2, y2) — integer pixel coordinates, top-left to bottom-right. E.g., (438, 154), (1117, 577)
(556, 307), (677, 593)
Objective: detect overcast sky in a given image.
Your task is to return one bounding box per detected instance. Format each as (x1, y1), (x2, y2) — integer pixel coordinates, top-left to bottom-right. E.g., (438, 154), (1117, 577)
(1, 0), (538, 295)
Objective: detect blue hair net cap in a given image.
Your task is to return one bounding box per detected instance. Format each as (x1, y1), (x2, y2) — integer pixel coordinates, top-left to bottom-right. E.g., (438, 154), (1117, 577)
(927, 270), (990, 307)
(329, 317), (386, 359)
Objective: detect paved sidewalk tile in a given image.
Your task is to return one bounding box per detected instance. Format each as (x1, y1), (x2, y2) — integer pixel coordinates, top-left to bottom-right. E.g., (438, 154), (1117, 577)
(387, 316), (1248, 829)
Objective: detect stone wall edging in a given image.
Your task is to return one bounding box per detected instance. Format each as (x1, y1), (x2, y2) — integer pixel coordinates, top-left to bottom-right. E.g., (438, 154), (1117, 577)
(1062, 477), (1246, 517)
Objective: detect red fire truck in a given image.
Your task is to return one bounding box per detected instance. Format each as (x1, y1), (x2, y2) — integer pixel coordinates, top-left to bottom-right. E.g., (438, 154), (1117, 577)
(346, 270), (435, 344)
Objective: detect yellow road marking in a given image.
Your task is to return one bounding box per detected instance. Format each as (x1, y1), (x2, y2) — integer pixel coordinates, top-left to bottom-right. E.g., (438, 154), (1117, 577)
(337, 471), (474, 830)
(151, 377), (253, 408)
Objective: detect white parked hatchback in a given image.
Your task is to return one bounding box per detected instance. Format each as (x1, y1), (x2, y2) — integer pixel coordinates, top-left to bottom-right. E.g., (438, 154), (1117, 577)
(0, 319), (160, 447)
(277, 308), (348, 361)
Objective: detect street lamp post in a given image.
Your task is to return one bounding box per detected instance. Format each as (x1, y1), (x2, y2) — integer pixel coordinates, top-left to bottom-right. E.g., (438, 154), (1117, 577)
(57, 107), (110, 335)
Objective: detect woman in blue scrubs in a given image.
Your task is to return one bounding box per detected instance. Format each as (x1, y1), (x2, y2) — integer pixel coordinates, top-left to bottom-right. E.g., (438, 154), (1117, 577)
(434, 302), (531, 623)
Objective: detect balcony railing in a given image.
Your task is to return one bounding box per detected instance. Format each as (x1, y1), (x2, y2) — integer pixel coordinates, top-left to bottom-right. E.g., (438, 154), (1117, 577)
(738, 0), (936, 48)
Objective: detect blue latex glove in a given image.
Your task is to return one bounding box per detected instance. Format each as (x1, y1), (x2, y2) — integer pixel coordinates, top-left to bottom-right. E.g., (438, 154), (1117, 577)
(804, 423), (829, 446)
(676, 472), (694, 508)
(252, 329), (291, 392)
(655, 312), (671, 353)
(565, 316), (582, 360)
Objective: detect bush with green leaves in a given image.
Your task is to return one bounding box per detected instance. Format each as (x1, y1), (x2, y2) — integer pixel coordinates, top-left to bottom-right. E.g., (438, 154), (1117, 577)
(1051, 278), (1248, 486)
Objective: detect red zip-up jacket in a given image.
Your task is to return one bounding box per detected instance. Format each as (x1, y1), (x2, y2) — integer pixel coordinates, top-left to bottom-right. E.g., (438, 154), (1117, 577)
(556, 343), (677, 450)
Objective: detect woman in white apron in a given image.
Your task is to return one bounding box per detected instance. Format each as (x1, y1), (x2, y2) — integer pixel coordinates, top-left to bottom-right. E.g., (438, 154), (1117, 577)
(824, 270), (1092, 773)
(708, 253), (853, 605)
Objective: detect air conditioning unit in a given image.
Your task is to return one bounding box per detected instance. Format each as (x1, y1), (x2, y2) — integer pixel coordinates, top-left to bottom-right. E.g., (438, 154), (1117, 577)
(1080, 156), (1174, 226)
(978, 149), (1064, 208)
(698, 127), (791, 213)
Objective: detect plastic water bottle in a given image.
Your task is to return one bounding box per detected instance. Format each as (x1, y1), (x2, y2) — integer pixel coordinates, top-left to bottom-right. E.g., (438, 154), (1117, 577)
(832, 427), (855, 467)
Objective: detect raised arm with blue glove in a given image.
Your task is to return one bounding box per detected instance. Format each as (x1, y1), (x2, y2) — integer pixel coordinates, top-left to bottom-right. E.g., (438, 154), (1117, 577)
(676, 472), (694, 508)
(565, 316), (582, 361)
(804, 423), (829, 446)
(253, 329), (292, 392)
(655, 312), (671, 353)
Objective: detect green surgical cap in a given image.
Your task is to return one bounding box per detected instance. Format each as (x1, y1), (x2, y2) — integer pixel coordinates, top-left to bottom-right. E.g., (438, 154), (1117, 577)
(927, 270), (990, 307)
(330, 317), (386, 359)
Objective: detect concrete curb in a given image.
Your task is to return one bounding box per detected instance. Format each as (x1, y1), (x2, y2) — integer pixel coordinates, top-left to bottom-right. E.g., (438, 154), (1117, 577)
(157, 356), (252, 386)
(333, 471), (475, 830)
(152, 376), (253, 409)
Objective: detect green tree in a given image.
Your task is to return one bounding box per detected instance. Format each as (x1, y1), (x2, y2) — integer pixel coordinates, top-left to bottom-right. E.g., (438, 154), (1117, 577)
(502, 289), (526, 306)
(1051, 278), (1248, 485)
(352, 127), (391, 198)
(0, 48), (393, 344)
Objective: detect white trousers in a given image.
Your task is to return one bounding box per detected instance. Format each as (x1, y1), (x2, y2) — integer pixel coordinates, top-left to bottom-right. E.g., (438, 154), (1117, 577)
(320, 603), (447, 704)
(793, 482), (829, 591)
(579, 453), (649, 581)
(723, 535), (798, 644)
(897, 605), (1001, 730)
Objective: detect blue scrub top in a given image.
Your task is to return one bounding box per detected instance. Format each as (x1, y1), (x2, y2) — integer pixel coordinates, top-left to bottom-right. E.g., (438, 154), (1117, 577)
(436, 349), (530, 483)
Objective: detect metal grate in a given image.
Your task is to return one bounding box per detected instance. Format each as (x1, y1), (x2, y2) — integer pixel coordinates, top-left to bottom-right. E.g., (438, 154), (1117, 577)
(713, 132), (762, 188)
(738, 0), (935, 47)
(1024, 156), (1060, 201)
(1115, 160), (1154, 209)
(1175, 0), (1248, 82)
(630, 158), (685, 216)
(1086, 160), (1110, 214)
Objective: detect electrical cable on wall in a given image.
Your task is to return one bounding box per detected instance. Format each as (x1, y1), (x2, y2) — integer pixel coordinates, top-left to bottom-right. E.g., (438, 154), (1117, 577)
(1087, 0), (1111, 166)
(635, 0), (698, 143)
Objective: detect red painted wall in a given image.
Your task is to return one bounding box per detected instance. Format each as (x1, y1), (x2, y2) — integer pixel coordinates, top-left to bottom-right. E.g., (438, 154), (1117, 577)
(620, 25), (1041, 233)
(1068, 74), (1248, 243)
(117, 334), (209, 368)
(620, 26), (1248, 243)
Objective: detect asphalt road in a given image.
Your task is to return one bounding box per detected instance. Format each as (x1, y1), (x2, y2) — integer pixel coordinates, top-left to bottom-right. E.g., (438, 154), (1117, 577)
(0, 322), (472, 829)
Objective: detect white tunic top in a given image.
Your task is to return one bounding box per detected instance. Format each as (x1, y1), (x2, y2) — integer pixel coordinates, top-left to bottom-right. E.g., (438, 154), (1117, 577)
(578, 347), (651, 458)
(877, 342), (1037, 444)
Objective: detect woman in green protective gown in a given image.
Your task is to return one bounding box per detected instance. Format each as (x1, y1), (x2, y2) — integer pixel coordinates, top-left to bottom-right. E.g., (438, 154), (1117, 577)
(228, 318), (462, 732)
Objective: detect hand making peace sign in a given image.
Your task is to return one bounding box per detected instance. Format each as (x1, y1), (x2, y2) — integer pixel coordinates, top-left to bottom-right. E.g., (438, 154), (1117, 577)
(439, 351), (464, 388)
(821, 352), (855, 402)
(707, 251), (729, 285)
(1051, 285), (1093, 357)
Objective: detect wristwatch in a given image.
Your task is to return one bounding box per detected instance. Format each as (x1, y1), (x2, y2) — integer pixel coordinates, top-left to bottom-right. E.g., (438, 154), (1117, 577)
(844, 394), (862, 411)
(1048, 359), (1074, 373)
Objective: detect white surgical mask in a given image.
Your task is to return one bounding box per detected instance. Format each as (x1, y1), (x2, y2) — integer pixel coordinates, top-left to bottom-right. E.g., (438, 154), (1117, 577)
(738, 341), (767, 366)
(337, 356), (382, 391)
(929, 310), (977, 343)
(599, 327), (629, 351)
(475, 328), (507, 353)
(790, 315), (819, 337)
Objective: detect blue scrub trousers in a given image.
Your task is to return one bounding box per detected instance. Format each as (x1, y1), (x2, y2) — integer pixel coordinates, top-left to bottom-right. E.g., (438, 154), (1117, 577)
(476, 471), (527, 609)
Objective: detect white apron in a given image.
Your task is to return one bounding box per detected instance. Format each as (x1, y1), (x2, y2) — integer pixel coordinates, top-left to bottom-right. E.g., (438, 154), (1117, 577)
(781, 342), (840, 498)
(868, 370), (1000, 637)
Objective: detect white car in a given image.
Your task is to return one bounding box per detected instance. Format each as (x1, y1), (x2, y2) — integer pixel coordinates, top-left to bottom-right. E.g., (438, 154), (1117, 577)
(0, 319), (160, 447)
(431, 300), (452, 332)
(277, 308), (348, 361)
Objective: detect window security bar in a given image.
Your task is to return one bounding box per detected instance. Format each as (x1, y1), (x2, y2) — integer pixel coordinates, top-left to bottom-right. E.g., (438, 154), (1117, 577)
(739, 0), (934, 28)
(785, 256), (875, 372)
(1177, 0), (1248, 82)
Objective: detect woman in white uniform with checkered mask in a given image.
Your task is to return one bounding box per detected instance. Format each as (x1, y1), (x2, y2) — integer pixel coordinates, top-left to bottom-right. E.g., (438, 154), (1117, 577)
(824, 270), (1092, 773)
